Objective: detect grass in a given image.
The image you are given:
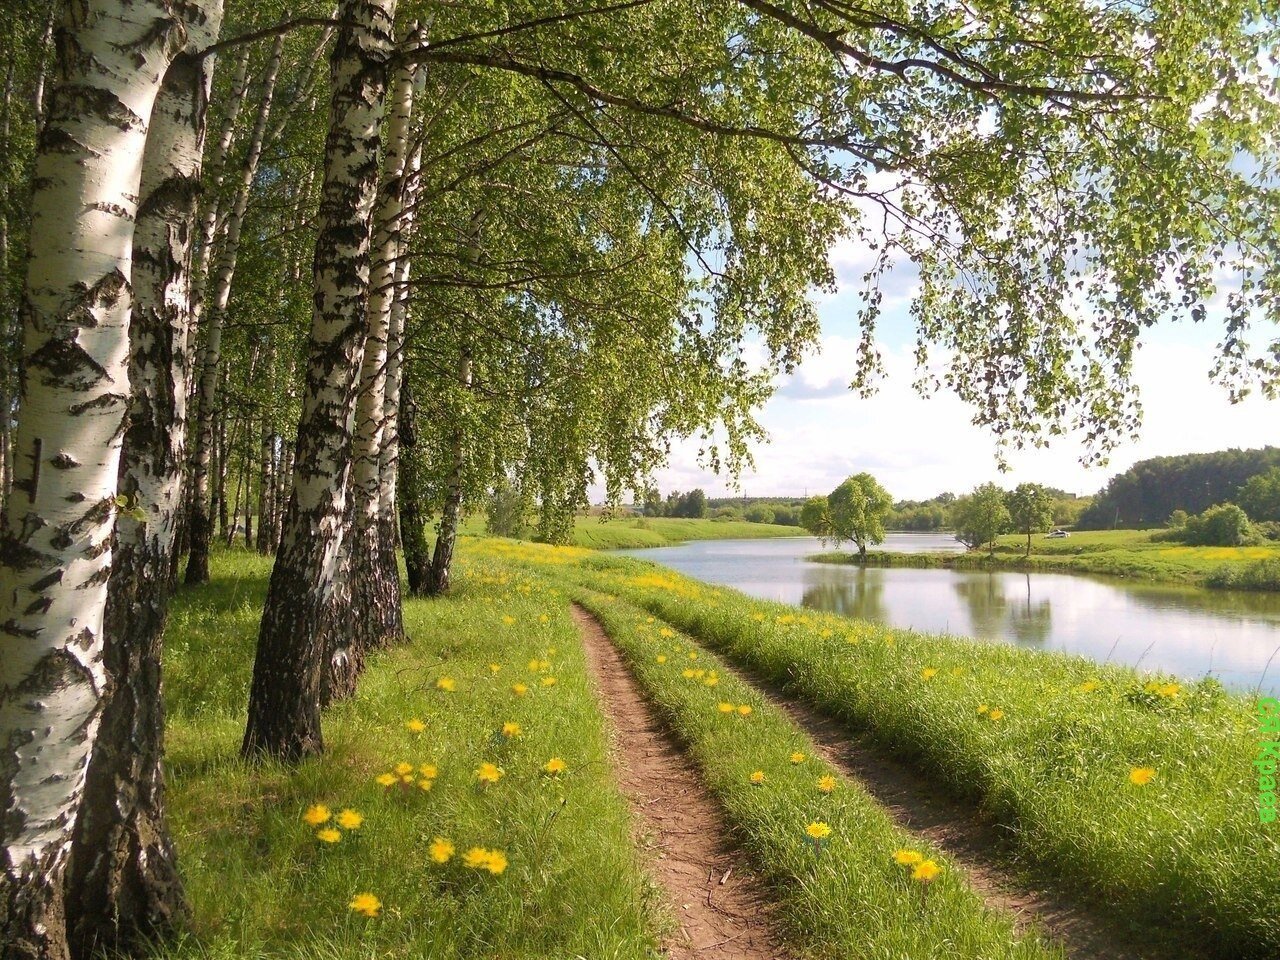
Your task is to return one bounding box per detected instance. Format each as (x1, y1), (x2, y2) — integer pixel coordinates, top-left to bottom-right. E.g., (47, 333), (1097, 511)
(562, 584), (1064, 959)
(159, 549), (665, 959)
(812, 528), (1280, 589)
(457, 513), (802, 549)
(470, 538), (1280, 959)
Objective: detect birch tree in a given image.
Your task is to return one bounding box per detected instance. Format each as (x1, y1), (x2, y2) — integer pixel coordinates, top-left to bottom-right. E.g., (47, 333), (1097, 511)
(242, 0), (397, 760)
(0, 1), (203, 955)
(65, 5), (222, 952)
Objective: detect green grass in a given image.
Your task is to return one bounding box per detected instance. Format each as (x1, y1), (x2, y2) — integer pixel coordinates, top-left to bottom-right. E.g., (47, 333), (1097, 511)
(458, 513), (802, 549)
(561, 584), (1064, 959)
(473, 539), (1280, 959)
(159, 550), (665, 959)
(812, 528), (1280, 589)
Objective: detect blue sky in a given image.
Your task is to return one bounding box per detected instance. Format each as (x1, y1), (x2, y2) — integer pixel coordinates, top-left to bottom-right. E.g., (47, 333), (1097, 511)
(640, 242), (1277, 503)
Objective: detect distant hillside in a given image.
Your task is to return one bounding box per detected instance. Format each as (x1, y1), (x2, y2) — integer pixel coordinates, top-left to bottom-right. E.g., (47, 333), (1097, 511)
(1077, 447), (1280, 528)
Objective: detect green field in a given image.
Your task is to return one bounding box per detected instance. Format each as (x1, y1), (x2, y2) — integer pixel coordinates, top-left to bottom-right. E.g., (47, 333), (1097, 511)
(459, 513), (802, 549)
(814, 528), (1280, 589)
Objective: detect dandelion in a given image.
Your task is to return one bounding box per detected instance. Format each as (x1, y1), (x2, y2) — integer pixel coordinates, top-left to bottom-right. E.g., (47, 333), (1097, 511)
(375, 773), (397, 787)
(718, 703), (735, 714)
(1077, 680), (1100, 693)
(816, 775), (836, 794)
(1129, 766), (1156, 786)
(539, 614), (550, 624)
(692, 669), (705, 679)
(419, 764), (438, 779)
(646, 616), (655, 623)
(429, 837), (455, 863)
(805, 821), (831, 840)
(405, 718), (426, 733)
(976, 704), (989, 714)
(819, 628), (833, 638)
(302, 804), (331, 826)
(502, 722), (522, 738)
(921, 668), (938, 680)
(418, 779), (433, 791)
(512, 683), (528, 696)
(436, 677), (456, 692)
(656, 655), (668, 663)
(336, 809), (363, 830)
(893, 849), (923, 866)
(912, 860), (941, 883)
(1158, 682), (1181, 698)
(502, 615), (516, 625)
(736, 705), (753, 716)
(987, 708), (1005, 722)
(704, 675), (719, 687)
(540, 676), (557, 687)
(476, 762), (504, 785)
(659, 628), (674, 638)
(349, 892), (381, 918)
(682, 669), (696, 679)
(749, 770), (766, 785)
(789, 752), (805, 765)
(462, 847), (508, 874)
(394, 762), (414, 776)
(527, 658), (541, 671)
(544, 757), (567, 775)
(687, 651), (697, 660)
(484, 850), (509, 875)
(489, 663), (502, 674)
(316, 828), (341, 843)
(752, 613), (765, 622)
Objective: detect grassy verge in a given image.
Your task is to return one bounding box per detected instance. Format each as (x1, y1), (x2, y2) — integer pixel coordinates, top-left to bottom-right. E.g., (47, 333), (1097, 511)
(160, 549), (664, 959)
(562, 584), (1063, 959)
(810, 529), (1280, 589)
(458, 513), (802, 549)
(467, 539), (1280, 958)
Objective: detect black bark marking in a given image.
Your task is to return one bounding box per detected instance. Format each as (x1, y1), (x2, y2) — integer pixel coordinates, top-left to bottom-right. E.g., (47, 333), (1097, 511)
(1, 618), (40, 640)
(24, 597), (54, 617)
(50, 453), (80, 470)
(0, 536), (51, 572)
(69, 392), (129, 416)
(26, 338), (110, 389)
(30, 570), (63, 593)
(48, 83), (146, 133)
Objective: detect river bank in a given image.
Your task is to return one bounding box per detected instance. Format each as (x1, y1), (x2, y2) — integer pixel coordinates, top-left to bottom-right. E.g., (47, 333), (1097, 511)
(810, 529), (1280, 591)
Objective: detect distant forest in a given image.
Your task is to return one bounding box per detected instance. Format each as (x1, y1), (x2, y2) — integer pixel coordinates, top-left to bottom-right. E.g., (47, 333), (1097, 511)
(1076, 447), (1280, 528)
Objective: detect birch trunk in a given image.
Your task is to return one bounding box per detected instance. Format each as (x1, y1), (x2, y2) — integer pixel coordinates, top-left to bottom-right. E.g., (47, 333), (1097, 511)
(0, 3), (188, 956)
(327, 29), (418, 701)
(426, 349), (473, 595)
(398, 375), (433, 595)
(185, 35), (284, 584)
(65, 7), (221, 952)
(242, 0), (398, 761)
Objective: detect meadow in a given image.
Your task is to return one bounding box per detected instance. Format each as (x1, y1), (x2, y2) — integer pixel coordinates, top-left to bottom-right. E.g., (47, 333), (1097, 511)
(458, 513), (802, 549)
(815, 528), (1280, 589)
(153, 538), (1279, 959)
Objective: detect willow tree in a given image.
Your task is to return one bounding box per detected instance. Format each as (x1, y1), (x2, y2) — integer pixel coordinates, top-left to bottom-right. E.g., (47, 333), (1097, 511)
(0, 1), (220, 956)
(242, 0), (398, 761)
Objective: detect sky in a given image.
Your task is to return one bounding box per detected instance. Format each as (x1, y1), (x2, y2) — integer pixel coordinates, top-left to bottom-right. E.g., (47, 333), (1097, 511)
(618, 237), (1279, 504)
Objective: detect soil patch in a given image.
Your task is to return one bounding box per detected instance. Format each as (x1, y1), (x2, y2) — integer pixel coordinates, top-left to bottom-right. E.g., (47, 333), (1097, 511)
(571, 604), (790, 960)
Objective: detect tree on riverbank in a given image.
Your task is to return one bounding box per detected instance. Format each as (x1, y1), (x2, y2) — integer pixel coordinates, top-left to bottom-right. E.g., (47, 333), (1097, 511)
(953, 484), (1012, 555)
(1006, 484), (1055, 556)
(800, 474), (893, 559)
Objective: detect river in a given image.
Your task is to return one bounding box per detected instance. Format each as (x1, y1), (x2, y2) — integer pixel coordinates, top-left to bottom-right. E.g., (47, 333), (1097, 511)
(613, 533), (1280, 695)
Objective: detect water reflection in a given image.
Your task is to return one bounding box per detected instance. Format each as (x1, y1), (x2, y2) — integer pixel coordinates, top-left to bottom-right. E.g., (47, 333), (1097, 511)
(613, 535), (1280, 693)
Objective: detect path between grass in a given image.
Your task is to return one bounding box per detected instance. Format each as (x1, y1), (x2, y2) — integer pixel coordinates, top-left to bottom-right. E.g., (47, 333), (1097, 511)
(571, 604), (790, 960)
(718, 661), (1212, 960)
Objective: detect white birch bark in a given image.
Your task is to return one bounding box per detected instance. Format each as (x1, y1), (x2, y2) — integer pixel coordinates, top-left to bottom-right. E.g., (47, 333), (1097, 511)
(0, 2), (188, 955)
(242, 0), (398, 760)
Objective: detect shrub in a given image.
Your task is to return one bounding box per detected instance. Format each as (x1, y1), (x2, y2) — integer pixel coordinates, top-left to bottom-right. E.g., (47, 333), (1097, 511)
(1182, 503), (1251, 546)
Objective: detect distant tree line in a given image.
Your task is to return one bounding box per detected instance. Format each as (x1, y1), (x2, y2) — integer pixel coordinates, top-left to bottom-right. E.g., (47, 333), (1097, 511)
(1077, 447), (1280, 528)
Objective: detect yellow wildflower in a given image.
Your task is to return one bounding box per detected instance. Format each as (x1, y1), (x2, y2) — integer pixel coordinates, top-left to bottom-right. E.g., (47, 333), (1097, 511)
(1158, 682), (1181, 698)
(682, 669), (696, 679)
(502, 615), (516, 625)
(1129, 766), (1156, 786)
(348, 892), (381, 917)
(419, 764), (438, 779)
(540, 676), (557, 687)
(539, 614), (550, 624)
(921, 668), (938, 680)
(656, 655), (668, 663)
(544, 757), (567, 775)
(805, 821), (831, 840)
(893, 849), (923, 866)
(816, 775), (836, 794)
(912, 860), (941, 882)
(484, 850), (508, 875)
(736, 705), (753, 716)
(752, 613), (765, 622)
(405, 718), (426, 733)
(659, 628), (675, 638)
(375, 773), (397, 787)
(302, 804), (331, 826)
(687, 651), (697, 660)
(704, 675), (719, 687)
(749, 770), (765, 785)
(987, 708), (1005, 722)
(336, 809), (363, 830)
(436, 677), (456, 692)
(1077, 680), (1100, 693)
(394, 762), (414, 776)
(316, 828), (341, 844)
(417, 779), (433, 791)
(489, 663), (502, 674)
(718, 703), (735, 714)
(502, 722), (522, 738)
(476, 762), (504, 785)
(512, 683), (528, 696)
(789, 752), (805, 765)
(976, 704), (989, 714)
(429, 837), (455, 863)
